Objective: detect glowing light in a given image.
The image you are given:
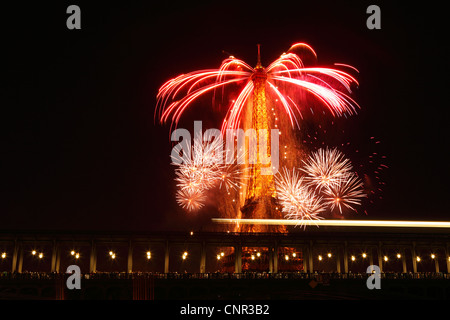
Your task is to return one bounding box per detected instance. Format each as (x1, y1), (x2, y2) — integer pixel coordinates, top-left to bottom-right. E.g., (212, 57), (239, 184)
(327, 253), (332, 258)
(221, 252), (225, 257)
(431, 254), (436, 259)
(351, 255), (356, 261)
(256, 252), (261, 257)
(292, 253), (297, 258)
(38, 253), (43, 259)
(416, 256), (421, 262)
(212, 218), (450, 228)
(362, 253), (367, 258)
(285, 255), (289, 261)
(397, 253), (401, 259)
(111, 254), (116, 260)
(1, 253), (6, 259)
(75, 253), (80, 259)
(318, 255), (323, 261)
(251, 255), (255, 260)
(217, 254), (221, 260)
(31, 250), (36, 256)
(146, 251), (151, 259)
(383, 256), (388, 262)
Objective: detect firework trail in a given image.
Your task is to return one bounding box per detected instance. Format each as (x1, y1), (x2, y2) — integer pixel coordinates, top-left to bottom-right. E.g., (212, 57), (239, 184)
(275, 167), (326, 226)
(156, 43), (359, 133)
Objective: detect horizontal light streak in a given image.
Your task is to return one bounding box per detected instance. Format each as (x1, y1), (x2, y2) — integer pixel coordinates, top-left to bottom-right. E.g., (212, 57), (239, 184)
(212, 218), (450, 228)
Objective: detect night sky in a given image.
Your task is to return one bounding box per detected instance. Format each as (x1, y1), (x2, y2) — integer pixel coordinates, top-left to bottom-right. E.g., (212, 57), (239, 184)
(3, 1), (449, 232)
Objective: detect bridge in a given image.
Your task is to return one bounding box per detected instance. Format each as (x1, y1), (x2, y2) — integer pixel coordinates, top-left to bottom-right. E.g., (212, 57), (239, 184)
(1, 221), (450, 275)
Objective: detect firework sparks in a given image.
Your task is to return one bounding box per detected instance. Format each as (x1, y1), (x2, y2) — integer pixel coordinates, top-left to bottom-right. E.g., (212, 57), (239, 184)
(323, 173), (366, 214)
(275, 168), (326, 226)
(172, 131), (247, 210)
(301, 147), (353, 191)
(176, 188), (206, 212)
(156, 43), (359, 133)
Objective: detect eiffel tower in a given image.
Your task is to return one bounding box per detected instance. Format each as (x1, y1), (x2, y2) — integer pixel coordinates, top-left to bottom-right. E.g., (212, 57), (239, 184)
(240, 45), (286, 233)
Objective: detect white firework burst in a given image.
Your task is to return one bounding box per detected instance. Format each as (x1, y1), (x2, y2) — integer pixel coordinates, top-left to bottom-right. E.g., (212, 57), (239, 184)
(323, 172), (366, 213)
(175, 188), (206, 211)
(275, 167), (326, 227)
(301, 147), (353, 191)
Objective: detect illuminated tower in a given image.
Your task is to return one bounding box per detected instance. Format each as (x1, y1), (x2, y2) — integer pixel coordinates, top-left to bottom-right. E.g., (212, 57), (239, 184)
(240, 45), (286, 233)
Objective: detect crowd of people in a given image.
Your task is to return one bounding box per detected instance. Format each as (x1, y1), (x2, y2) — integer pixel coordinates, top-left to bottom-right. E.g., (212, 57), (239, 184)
(0, 270), (448, 280)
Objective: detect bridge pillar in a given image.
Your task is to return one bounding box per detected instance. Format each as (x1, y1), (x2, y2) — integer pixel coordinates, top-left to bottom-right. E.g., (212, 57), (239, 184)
(17, 245), (23, 273)
(127, 241), (134, 273)
(446, 245), (450, 273)
(51, 240), (60, 273)
(401, 248), (407, 273)
(200, 241), (206, 273)
(377, 242), (383, 273)
(336, 246), (341, 273)
(412, 242), (417, 273)
(433, 248), (440, 273)
(308, 241), (314, 273)
(273, 243), (278, 273)
(343, 242), (348, 274)
(234, 246), (242, 273)
(268, 247), (273, 273)
(11, 240), (19, 273)
(89, 241), (97, 273)
(164, 241), (170, 273)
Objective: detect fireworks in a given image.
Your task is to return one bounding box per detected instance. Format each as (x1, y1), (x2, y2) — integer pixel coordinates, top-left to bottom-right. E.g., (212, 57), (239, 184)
(156, 43), (359, 133)
(172, 132), (247, 211)
(301, 147), (353, 191)
(275, 168), (326, 226)
(323, 173), (366, 214)
(275, 149), (366, 222)
(156, 44), (375, 222)
(176, 188), (206, 212)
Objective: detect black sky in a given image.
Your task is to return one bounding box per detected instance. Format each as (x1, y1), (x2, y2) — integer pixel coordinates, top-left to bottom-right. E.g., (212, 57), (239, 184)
(2, 1), (450, 232)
